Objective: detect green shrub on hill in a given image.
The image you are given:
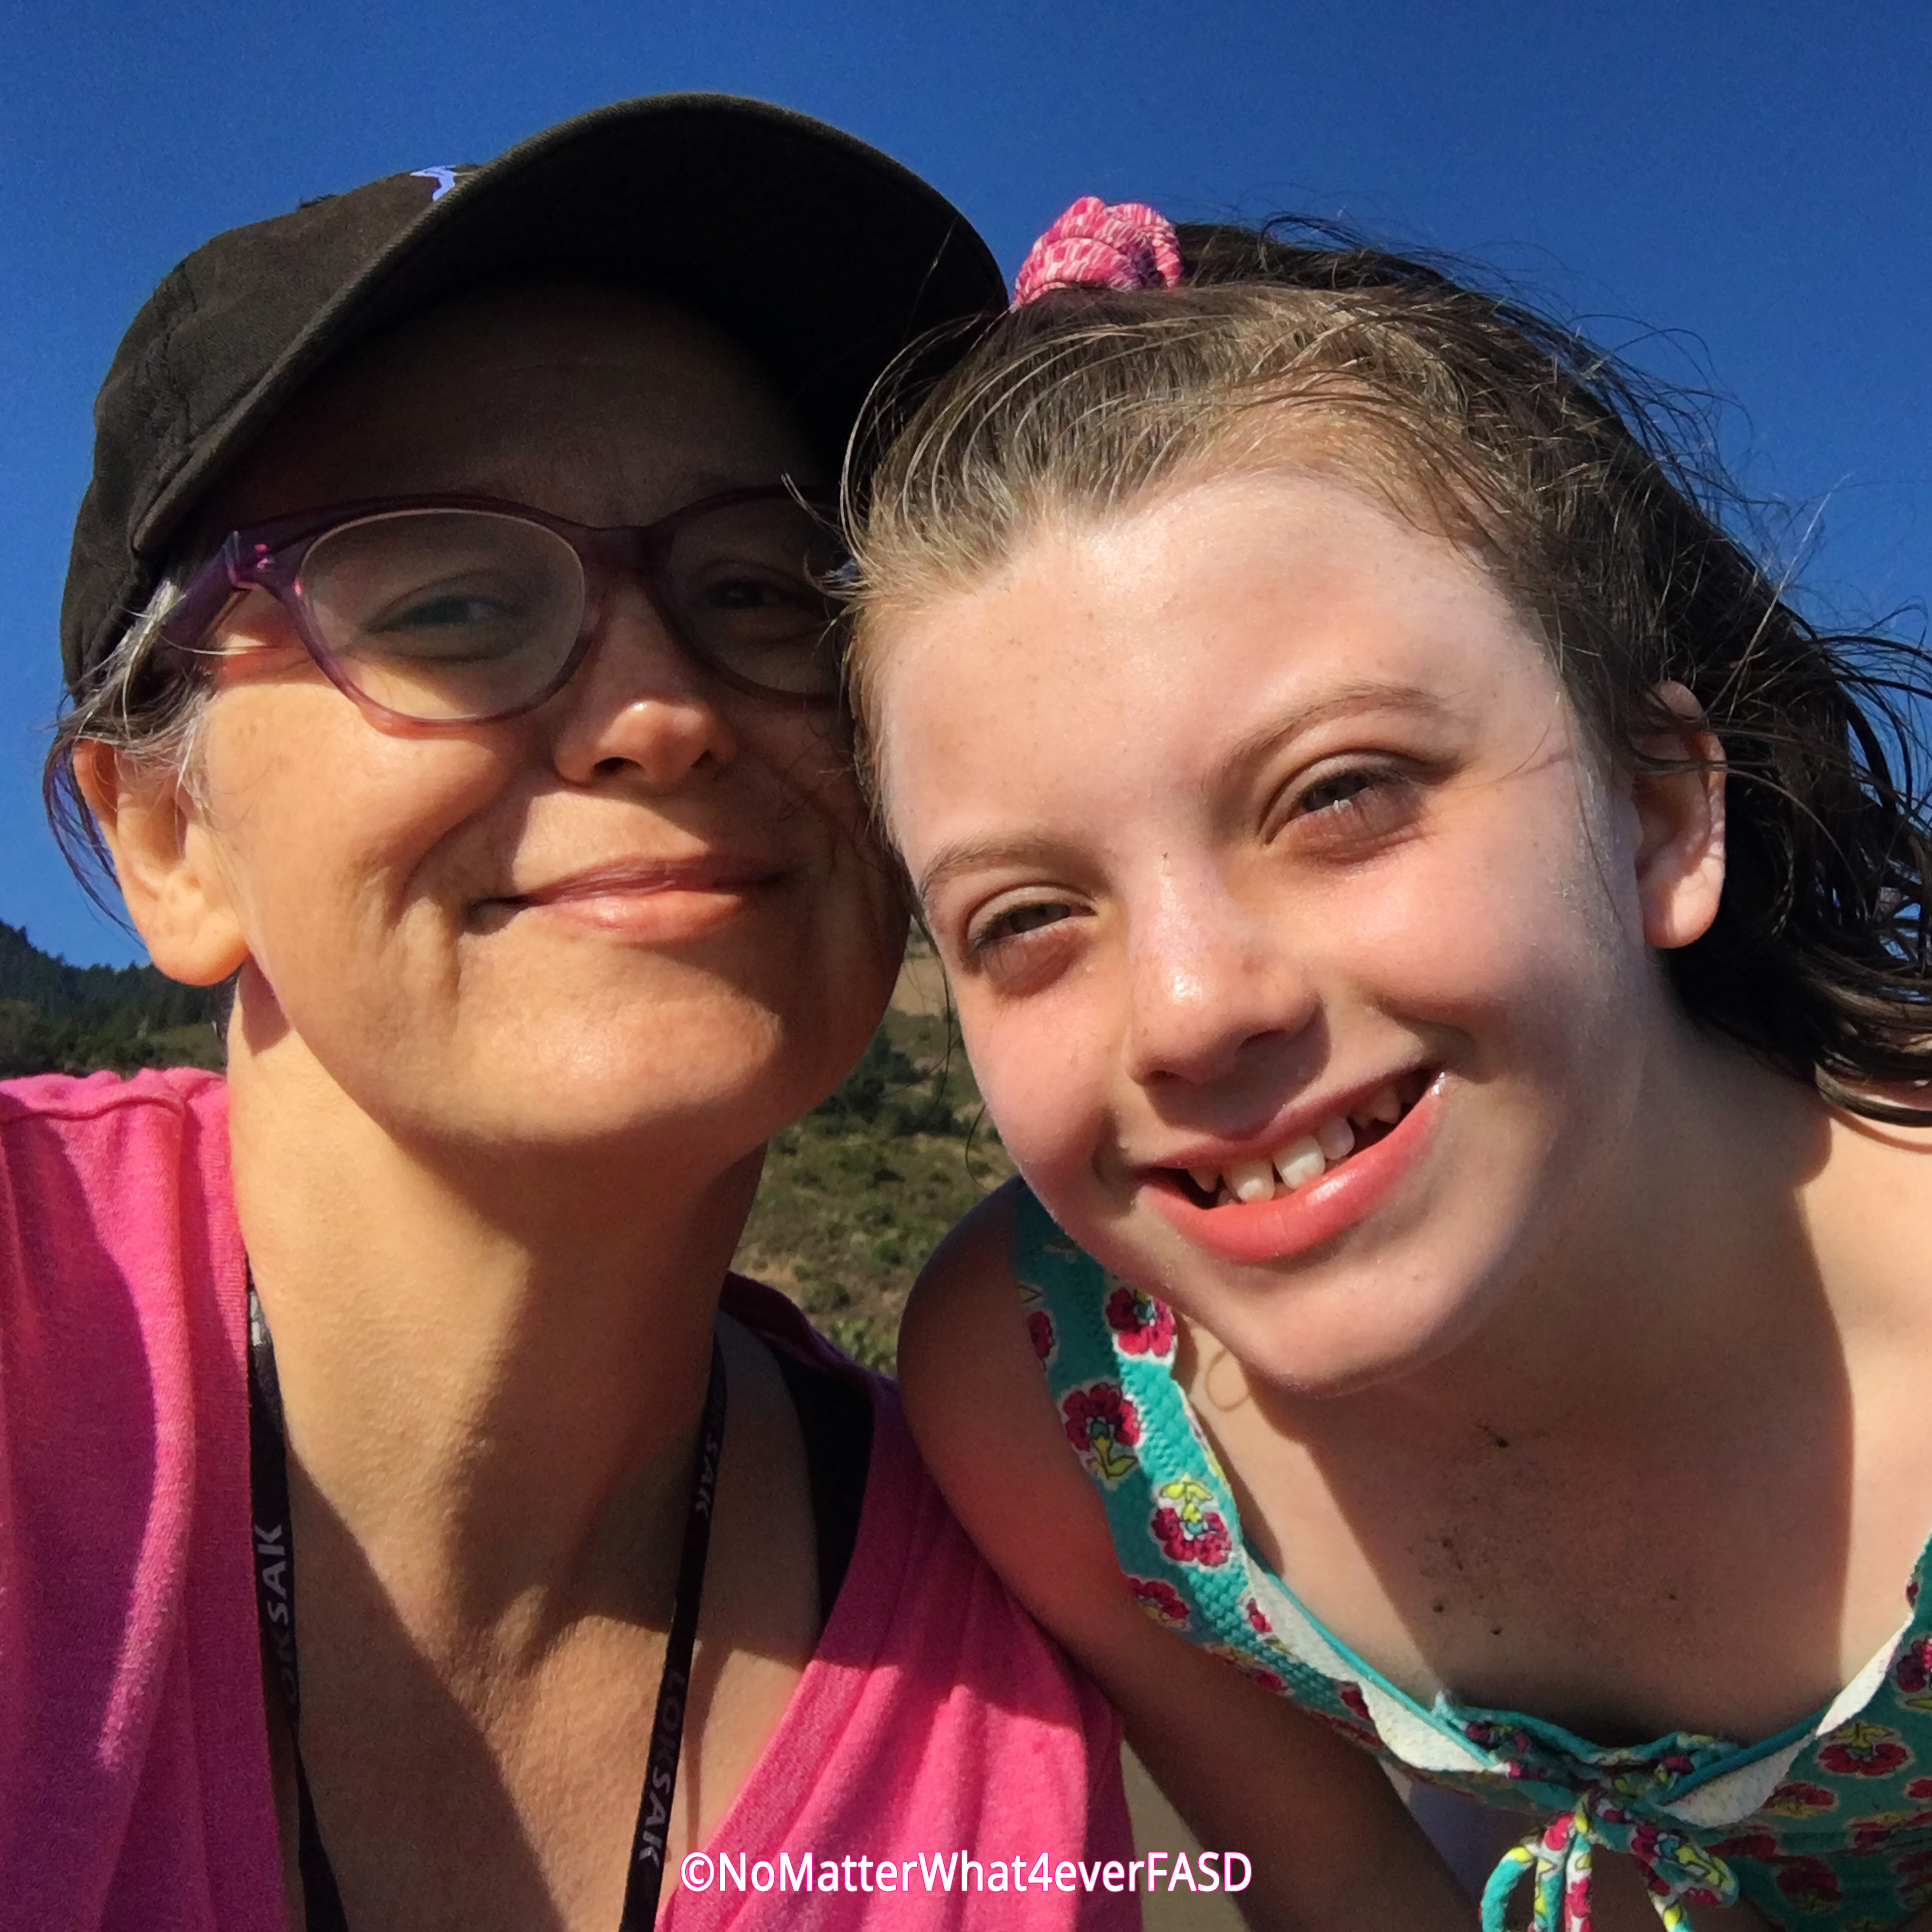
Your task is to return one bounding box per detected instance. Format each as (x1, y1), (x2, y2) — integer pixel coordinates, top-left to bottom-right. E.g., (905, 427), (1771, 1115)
(731, 1008), (1012, 1369)
(0, 923), (220, 1077)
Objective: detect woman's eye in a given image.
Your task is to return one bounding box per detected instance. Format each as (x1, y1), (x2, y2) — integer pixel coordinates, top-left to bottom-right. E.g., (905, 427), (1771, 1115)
(384, 594), (514, 630)
(692, 565), (823, 615)
(700, 574), (784, 610)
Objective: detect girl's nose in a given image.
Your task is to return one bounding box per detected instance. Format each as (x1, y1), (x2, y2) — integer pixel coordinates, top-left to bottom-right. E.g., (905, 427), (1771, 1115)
(1121, 871), (1317, 1089)
(545, 585), (740, 788)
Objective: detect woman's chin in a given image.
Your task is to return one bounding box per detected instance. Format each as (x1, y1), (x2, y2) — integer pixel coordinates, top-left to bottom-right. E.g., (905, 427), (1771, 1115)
(463, 1052), (815, 1157)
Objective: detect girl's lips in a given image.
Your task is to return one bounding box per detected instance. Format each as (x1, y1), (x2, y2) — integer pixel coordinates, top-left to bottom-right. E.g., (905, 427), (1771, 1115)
(1143, 1074), (1442, 1266)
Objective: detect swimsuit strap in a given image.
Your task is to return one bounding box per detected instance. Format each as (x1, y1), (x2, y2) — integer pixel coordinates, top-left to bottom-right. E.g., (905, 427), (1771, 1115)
(1480, 1797), (1741, 1932)
(1011, 1186), (1388, 1717)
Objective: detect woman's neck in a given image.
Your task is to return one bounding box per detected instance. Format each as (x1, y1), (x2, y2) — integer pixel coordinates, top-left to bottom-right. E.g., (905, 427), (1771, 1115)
(225, 1028), (762, 1659)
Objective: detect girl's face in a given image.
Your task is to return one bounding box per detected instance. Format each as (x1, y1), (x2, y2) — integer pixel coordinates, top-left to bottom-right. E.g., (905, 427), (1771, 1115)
(104, 286), (902, 1170)
(874, 469), (1698, 1392)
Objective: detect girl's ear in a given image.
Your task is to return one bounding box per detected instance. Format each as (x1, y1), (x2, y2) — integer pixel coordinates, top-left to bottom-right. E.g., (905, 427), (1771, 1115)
(73, 740), (249, 986)
(1627, 680), (1727, 950)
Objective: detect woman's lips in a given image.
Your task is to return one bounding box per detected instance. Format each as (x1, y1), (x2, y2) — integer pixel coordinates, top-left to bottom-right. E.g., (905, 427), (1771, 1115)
(480, 859), (785, 940)
(1143, 1074), (1442, 1266)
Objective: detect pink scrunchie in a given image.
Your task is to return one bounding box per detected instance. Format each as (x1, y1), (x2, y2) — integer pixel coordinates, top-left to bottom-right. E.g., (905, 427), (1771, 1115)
(1012, 196), (1184, 305)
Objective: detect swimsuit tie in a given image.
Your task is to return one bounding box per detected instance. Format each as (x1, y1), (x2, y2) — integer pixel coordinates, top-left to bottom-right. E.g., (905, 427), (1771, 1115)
(1479, 1792), (1739, 1932)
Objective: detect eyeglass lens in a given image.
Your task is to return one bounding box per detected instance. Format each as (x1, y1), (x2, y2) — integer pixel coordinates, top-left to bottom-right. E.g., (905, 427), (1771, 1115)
(296, 500), (846, 721)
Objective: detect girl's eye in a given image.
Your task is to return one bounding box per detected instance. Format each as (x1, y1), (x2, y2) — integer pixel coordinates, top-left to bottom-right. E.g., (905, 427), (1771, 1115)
(1277, 764), (1420, 847)
(964, 896), (1079, 960)
(1297, 770), (1380, 815)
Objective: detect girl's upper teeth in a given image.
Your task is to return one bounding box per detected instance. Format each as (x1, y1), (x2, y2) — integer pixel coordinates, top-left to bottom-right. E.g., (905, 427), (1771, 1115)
(1272, 1138), (1325, 1189)
(1188, 1085), (1410, 1203)
(1226, 1158), (1277, 1204)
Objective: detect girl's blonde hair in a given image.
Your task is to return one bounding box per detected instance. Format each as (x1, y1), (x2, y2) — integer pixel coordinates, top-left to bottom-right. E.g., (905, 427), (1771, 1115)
(846, 222), (1932, 1121)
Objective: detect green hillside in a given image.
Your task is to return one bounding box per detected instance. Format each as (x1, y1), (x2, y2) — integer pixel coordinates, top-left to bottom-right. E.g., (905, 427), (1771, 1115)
(0, 923), (998, 1364)
(733, 1007), (1012, 1367)
(0, 922), (221, 1077)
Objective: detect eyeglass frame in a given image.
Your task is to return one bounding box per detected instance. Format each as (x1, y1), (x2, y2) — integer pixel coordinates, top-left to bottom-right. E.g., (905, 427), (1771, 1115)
(157, 484), (853, 726)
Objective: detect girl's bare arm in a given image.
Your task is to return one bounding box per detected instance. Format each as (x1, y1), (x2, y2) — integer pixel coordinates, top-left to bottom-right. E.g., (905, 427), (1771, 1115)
(899, 1183), (1473, 1932)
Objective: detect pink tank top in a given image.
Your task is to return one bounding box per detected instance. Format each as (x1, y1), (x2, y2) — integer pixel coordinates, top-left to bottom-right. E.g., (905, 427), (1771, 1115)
(0, 1069), (1133, 1929)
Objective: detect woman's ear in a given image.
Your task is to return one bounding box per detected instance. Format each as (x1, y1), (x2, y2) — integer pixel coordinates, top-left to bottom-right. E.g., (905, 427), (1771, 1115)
(73, 740), (249, 986)
(1627, 680), (1727, 950)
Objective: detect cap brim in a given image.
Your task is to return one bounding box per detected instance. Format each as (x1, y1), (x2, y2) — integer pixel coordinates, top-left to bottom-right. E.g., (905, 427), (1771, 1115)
(136, 94), (1004, 551)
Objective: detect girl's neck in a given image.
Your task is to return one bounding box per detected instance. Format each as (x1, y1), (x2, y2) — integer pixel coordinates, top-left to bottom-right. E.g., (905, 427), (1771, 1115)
(225, 1031), (761, 1659)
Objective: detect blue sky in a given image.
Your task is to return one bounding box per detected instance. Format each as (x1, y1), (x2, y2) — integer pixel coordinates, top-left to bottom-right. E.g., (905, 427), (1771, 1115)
(2, 0), (1926, 964)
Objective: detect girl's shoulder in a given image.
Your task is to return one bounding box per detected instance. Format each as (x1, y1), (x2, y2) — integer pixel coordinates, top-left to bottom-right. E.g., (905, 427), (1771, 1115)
(898, 1179), (1135, 1635)
(899, 1179), (1020, 1364)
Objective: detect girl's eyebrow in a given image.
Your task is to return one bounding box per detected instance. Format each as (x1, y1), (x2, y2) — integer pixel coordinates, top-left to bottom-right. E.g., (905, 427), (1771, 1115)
(1220, 679), (1456, 771)
(915, 834), (1068, 909)
(913, 681), (1456, 907)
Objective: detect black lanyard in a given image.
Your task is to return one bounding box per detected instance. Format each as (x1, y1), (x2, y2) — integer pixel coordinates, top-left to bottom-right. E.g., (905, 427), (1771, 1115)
(247, 1282), (728, 1931)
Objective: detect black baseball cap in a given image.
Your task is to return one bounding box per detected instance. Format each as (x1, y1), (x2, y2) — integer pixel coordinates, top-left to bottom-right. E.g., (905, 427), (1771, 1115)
(61, 94), (1005, 694)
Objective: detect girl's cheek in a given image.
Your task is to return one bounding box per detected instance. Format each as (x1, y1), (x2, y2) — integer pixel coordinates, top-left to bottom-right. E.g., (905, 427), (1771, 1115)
(956, 998), (1102, 1181)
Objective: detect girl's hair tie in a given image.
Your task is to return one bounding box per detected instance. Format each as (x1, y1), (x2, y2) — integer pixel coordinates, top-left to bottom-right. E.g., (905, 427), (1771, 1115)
(1013, 196), (1184, 306)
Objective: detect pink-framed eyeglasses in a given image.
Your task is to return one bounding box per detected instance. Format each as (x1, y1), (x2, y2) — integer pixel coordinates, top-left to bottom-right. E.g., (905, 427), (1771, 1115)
(161, 486), (850, 724)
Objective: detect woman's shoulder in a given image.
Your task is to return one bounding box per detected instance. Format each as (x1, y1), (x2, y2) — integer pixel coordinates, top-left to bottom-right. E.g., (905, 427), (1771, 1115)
(0, 1059), (241, 1346)
(724, 1245), (1119, 1690)
(721, 1270), (879, 1388)
(0, 1062), (244, 1446)
(0, 1063), (226, 1139)
(0, 1064), (233, 1268)
(0, 1061), (272, 1930)
(696, 1252), (1135, 1919)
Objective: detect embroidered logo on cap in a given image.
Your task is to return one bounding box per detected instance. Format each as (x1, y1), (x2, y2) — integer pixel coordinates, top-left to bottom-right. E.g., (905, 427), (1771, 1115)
(410, 166), (462, 201)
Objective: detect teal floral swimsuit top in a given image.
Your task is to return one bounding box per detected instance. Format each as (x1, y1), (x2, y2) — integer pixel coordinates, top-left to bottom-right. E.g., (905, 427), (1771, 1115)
(1012, 1185), (1932, 1931)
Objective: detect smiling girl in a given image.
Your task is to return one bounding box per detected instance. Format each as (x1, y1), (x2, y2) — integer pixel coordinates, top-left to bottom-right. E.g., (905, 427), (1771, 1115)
(848, 202), (1932, 1929)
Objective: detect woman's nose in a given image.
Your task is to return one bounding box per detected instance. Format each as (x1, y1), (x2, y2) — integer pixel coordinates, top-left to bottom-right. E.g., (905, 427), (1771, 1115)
(1121, 873), (1317, 1089)
(545, 586), (740, 787)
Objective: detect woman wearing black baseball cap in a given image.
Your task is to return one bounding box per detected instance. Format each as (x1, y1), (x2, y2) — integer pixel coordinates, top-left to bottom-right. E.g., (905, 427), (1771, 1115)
(5, 98), (1133, 1930)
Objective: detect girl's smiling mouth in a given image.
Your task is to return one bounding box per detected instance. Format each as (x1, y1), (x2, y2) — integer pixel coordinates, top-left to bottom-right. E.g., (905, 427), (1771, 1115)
(1142, 1068), (1441, 1266)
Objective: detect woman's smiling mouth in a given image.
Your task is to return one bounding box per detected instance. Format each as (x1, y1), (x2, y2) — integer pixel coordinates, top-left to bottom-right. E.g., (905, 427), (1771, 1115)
(475, 856), (789, 939)
(1142, 1068), (1441, 1265)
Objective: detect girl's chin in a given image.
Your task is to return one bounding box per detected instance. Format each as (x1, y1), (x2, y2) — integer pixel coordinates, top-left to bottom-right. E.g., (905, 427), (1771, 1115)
(1192, 1292), (1491, 1399)
(1071, 1207), (1508, 1400)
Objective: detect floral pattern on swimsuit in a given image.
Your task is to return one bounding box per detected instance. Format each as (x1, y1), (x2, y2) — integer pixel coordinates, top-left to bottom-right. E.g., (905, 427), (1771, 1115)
(1012, 1182), (1932, 1931)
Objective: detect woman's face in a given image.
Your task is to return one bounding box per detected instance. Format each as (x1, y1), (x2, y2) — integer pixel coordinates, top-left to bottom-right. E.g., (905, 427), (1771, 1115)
(142, 285), (901, 1163)
(873, 469), (1706, 1392)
